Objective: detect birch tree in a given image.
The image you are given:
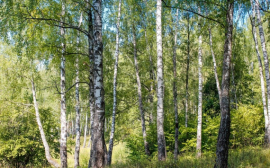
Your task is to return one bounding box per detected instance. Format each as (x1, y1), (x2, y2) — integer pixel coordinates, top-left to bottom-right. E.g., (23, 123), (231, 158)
(132, 25), (150, 156)
(83, 113), (88, 148)
(254, 0), (270, 145)
(91, 0), (106, 167)
(250, 0), (269, 145)
(173, 8), (179, 160)
(107, 0), (122, 165)
(196, 7), (203, 158)
(185, 13), (190, 128)
(87, 0), (95, 165)
(209, 28), (221, 106)
(215, 0), (234, 167)
(156, 0), (166, 161)
(74, 12), (83, 168)
(144, 1), (154, 124)
(60, 1), (67, 167)
(31, 79), (60, 168)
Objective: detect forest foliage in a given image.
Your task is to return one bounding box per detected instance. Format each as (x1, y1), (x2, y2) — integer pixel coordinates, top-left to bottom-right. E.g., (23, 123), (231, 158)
(1, 0), (270, 167)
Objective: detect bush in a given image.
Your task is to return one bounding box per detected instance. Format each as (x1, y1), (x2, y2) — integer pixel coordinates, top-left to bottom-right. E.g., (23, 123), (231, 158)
(0, 107), (59, 167)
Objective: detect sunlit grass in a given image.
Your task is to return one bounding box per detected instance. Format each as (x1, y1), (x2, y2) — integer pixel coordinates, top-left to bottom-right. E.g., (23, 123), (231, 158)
(55, 138), (270, 168)
(66, 136), (129, 168)
(110, 147), (270, 168)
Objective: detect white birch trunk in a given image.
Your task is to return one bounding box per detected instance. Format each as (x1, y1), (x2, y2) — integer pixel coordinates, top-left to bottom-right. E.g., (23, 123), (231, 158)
(144, 18), (154, 124)
(31, 80), (60, 168)
(74, 12), (83, 168)
(185, 14), (190, 128)
(156, 0), (166, 161)
(215, 1), (234, 167)
(83, 113), (88, 148)
(250, 0), (269, 143)
(173, 8), (179, 160)
(72, 120), (74, 139)
(196, 9), (203, 157)
(253, 0), (270, 145)
(60, 1), (67, 167)
(80, 115), (83, 133)
(74, 49), (81, 168)
(87, 2), (95, 165)
(231, 61), (237, 109)
(107, 0), (121, 165)
(133, 26), (150, 156)
(209, 28), (221, 106)
(91, 0), (106, 167)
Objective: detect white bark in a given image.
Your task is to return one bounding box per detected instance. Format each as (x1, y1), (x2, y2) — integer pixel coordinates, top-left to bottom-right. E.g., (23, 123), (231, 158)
(215, 1), (234, 167)
(209, 28), (221, 106)
(133, 26), (150, 156)
(83, 113), (88, 148)
(91, 0), (106, 167)
(60, 1), (67, 167)
(185, 13), (190, 128)
(143, 4), (154, 124)
(253, 0), (270, 144)
(156, 0), (166, 161)
(87, 0), (95, 165)
(74, 12), (83, 168)
(31, 80), (60, 168)
(173, 8), (179, 160)
(196, 10), (203, 157)
(71, 120), (74, 138)
(87, 122), (91, 147)
(107, 0), (121, 165)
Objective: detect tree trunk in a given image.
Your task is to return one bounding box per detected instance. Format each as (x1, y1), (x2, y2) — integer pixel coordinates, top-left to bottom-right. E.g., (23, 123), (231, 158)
(88, 122), (91, 147)
(144, 20), (154, 124)
(185, 13), (190, 128)
(231, 59), (237, 109)
(156, 0), (166, 161)
(72, 119), (74, 139)
(133, 25), (151, 156)
(31, 79), (60, 168)
(91, 0), (106, 167)
(86, 1), (95, 166)
(196, 8), (203, 157)
(209, 28), (221, 106)
(107, 0), (121, 165)
(80, 115), (83, 134)
(83, 113), (88, 148)
(254, 0), (270, 145)
(74, 52), (81, 168)
(215, 0), (234, 167)
(173, 8), (179, 160)
(250, 0), (269, 144)
(148, 43), (154, 124)
(60, 1), (67, 167)
(74, 12), (83, 168)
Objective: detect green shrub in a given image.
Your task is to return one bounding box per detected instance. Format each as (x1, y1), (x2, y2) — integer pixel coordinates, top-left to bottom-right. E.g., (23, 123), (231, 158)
(0, 107), (59, 167)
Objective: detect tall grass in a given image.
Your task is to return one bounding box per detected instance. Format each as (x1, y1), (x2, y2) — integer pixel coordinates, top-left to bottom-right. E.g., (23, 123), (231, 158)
(110, 147), (270, 168)
(59, 137), (270, 168)
(66, 137), (129, 168)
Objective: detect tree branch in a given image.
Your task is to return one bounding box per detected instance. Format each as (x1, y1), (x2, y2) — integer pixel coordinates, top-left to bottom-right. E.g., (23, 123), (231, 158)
(161, 0), (225, 28)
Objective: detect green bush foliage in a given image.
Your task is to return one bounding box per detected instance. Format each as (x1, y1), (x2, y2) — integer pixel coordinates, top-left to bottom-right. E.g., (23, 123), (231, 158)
(125, 104), (264, 160)
(0, 107), (59, 167)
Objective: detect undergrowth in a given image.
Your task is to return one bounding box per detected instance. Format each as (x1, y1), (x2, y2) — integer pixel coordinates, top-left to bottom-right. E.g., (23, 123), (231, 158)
(109, 147), (270, 168)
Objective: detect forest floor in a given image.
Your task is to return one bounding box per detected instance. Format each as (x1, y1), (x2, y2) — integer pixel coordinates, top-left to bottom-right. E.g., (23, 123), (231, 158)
(66, 136), (129, 167)
(64, 137), (270, 168)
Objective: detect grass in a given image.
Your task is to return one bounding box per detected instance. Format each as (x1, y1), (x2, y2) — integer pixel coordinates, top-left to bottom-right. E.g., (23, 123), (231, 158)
(66, 136), (129, 168)
(57, 137), (270, 168)
(109, 147), (270, 168)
